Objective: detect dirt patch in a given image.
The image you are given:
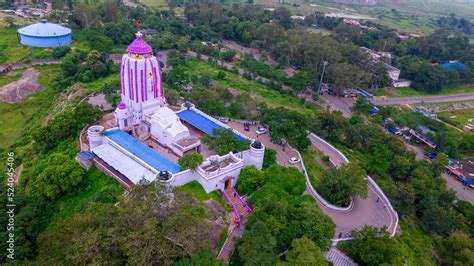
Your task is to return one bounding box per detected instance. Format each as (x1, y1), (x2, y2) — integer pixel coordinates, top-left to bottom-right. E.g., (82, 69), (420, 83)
(204, 199), (226, 219)
(0, 68), (43, 103)
(88, 93), (113, 110)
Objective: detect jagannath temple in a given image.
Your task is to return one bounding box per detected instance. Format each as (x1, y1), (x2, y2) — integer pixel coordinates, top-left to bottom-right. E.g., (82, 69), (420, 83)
(78, 33), (265, 195)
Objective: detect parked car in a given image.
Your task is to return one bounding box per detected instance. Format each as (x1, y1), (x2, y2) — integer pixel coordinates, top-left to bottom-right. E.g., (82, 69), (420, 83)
(288, 157), (300, 164)
(256, 127), (267, 135)
(217, 117), (230, 123)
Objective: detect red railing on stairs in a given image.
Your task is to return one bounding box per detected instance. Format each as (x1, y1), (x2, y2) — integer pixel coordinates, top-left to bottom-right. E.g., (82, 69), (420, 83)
(223, 190), (241, 226)
(231, 187), (253, 213)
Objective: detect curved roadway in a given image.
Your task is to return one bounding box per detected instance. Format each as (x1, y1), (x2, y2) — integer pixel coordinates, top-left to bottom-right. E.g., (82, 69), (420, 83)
(306, 134), (398, 240)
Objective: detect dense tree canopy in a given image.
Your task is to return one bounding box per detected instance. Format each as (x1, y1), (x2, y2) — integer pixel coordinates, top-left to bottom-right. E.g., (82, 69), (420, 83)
(178, 152), (204, 170)
(316, 162), (368, 207)
(233, 165), (335, 264)
(340, 226), (398, 266)
(202, 129), (249, 155)
(35, 184), (215, 264)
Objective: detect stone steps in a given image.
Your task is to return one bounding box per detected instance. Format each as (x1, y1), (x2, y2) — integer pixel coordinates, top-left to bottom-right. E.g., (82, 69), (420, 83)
(325, 247), (358, 266)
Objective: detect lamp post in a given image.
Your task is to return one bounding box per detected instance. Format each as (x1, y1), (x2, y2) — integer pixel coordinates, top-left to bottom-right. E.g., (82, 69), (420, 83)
(317, 61), (328, 95)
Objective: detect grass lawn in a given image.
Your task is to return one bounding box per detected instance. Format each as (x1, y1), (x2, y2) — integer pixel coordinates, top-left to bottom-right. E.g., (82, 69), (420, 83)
(0, 70), (23, 86)
(139, 0), (167, 8)
(0, 27), (53, 64)
(175, 180), (230, 210)
(0, 64), (60, 148)
(49, 167), (123, 225)
(373, 84), (474, 98)
(300, 148), (327, 189)
(184, 58), (319, 116)
(437, 108), (474, 129)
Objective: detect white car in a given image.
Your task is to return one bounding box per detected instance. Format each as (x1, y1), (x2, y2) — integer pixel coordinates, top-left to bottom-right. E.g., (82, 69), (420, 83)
(256, 127), (267, 135)
(288, 157), (301, 164)
(218, 117), (230, 123)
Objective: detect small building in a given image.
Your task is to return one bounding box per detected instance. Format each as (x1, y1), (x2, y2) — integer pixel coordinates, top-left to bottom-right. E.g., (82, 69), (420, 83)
(17, 19), (72, 47)
(463, 124), (474, 132)
(393, 79), (411, 88)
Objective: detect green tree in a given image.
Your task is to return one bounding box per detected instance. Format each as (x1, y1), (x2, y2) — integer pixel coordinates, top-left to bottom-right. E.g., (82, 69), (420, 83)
(35, 184), (214, 264)
(316, 162), (368, 207)
(237, 221), (277, 265)
(262, 148), (277, 169)
(202, 129), (249, 155)
(431, 152), (448, 176)
(186, 87), (227, 116)
(235, 166), (266, 195)
(30, 153), (84, 199)
(228, 93), (259, 119)
(178, 153), (204, 171)
(86, 50), (108, 78)
(176, 252), (224, 266)
(326, 63), (370, 94)
(438, 231), (474, 266)
(341, 226), (398, 266)
(278, 237), (327, 265)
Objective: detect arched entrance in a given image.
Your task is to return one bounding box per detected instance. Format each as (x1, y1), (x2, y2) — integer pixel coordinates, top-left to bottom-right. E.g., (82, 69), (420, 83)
(225, 179), (232, 189)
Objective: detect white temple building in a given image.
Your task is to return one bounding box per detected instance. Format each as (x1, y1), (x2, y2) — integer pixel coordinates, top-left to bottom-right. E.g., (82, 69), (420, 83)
(84, 33), (265, 193)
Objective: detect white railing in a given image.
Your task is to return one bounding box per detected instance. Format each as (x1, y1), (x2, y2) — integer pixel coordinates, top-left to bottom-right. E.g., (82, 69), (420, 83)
(366, 176), (399, 237)
(287, 143), (354, 212)
(309, 132), (349, 165)
(307, 132), (399, 238)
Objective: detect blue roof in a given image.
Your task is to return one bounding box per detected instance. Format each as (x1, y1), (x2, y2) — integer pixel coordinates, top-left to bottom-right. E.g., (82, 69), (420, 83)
(78, 151), (92, 160)
(18, 19), (71, 37)
(177, 110), (245, 141)
(440, 62), (467, 70)
(104, 129), (181, 174)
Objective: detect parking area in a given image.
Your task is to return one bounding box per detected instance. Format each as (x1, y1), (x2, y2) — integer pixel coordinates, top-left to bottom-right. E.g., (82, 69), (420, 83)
(227, 121), (301, 170)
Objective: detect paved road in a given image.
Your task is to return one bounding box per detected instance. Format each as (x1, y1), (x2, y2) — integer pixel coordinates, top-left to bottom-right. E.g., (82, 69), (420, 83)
(321, 94), (354, 118)
(443, 173), (474, 203)
(122, 0), (137, 7)
(372, 93), (474, 105)
(405, 142), (474, 203)
(307, 134), (397, 238)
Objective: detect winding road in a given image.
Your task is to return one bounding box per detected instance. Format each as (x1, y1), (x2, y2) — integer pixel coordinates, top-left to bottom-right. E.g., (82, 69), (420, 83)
(305, 134), (398, 240)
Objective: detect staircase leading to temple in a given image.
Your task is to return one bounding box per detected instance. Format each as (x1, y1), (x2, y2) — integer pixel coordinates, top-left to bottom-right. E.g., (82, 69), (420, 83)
(217, 226), (241, 262)
(218, 186), (253, 262)
(325, 247), (358, 266)
(224, 186), (253, 225)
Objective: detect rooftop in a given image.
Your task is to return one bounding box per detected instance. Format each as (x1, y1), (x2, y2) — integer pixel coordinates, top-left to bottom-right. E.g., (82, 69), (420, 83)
(18, 19), (71, 37)
(177, 109), (245, 141)
(127, 32), (153, 55)
(104, 129), (181, 174)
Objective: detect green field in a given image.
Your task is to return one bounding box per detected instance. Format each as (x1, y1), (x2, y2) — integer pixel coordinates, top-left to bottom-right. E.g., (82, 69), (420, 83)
(0, 27), (53, 64)
(184, 58), (319, 116)
(300, 147), (328, 191)
(0, 65), (59, 148)
(373, 84), (474, 98)
(139, 0), (167, 8)
(437, 108), (474, 130)
(0, 70), (23, 86)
